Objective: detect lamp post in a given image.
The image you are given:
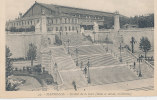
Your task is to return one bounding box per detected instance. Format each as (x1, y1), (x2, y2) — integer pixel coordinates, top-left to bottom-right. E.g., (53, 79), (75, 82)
(119, 43), (122, 62)
(105, 34), (109, 52)
(137, 55), (142, 77)
(118, 34), (124, 62)
(67, 38), (70, 54)
(59, 31), (62, 45)
(87, 59), (91, 83)
(75, 48), (79, 66)
(54, 63), (58, 90)
(130, 37), (136, 53)
(93, 31), (96, 43)
(80, 61), (83, 71)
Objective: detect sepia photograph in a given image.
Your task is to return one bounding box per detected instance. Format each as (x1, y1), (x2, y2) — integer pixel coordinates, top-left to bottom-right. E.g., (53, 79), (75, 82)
(1, 0), (156, 98)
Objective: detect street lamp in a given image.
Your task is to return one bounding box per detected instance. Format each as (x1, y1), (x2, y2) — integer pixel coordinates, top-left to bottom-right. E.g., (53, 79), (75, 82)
(137, 55), (142, 77)
(59, 31), (62, 45)
(105, 34), (109, 52)
(54, 63), (58, 83)
(119, 43), (122, 62)
(75, 48), (79, 66)
(87, 59), (91, 83)
(67, 38), (70, 54)
(54, 63), (58, 90)
(93, 31), (96, 43)
(118, 34), (124, 62)
(80, 61), (83, 71)
(130, 37), (136, 53)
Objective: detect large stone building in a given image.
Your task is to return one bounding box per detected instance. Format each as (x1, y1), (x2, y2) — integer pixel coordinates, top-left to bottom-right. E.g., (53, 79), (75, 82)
(6, 1), (118, 33)
(6, 1), (122, 60)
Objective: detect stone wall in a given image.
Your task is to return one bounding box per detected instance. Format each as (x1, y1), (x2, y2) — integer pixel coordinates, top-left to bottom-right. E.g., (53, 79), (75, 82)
(84, 28), (154, 52)
(6, 32), (55, 61)
(119, 28), (154, 52)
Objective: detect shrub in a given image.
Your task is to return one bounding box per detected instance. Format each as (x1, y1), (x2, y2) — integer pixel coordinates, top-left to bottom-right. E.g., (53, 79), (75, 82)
(55, 35), (62, 45)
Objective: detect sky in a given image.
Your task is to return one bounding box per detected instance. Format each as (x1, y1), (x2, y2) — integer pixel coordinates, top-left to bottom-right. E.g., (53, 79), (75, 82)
(5, 0), (154, 20)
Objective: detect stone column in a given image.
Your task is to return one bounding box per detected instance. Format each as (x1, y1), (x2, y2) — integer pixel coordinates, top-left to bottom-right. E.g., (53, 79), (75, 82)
(41, 10), (47, 33)
(93, 22), (99, 41)
(114, 11), (120, 31)
(40, 10), (49, 50)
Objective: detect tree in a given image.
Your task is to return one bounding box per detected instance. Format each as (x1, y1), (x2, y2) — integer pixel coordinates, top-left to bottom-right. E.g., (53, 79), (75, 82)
(27, 43), (37, 67)
(30, 25), (35, 31)
(6, 79), (18, 91)
(139, 37), (151, 58)
(55, 35), (62, 45)
(6, 46), (12, 77)
(6, 46), (18, 91)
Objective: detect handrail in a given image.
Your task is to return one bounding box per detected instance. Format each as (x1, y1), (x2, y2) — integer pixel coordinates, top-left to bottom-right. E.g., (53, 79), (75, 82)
(126, 49), (154, 69)
(50, 50), (64, 86)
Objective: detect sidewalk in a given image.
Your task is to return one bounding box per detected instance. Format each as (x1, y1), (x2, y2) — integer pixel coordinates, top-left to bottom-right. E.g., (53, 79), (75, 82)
(73, 78), (154, 91)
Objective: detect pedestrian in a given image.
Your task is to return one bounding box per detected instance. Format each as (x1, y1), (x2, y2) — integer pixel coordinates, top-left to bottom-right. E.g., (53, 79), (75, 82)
(80, 61), (83, 70)
(133, 62), (136, 69)
(72, 81), (77, 91)
(84, 67), (87, 77)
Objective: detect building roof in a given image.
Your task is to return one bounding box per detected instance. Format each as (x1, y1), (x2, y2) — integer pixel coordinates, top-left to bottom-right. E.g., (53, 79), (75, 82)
(38, 2), (114, 17)
(23, 1), (115, 18)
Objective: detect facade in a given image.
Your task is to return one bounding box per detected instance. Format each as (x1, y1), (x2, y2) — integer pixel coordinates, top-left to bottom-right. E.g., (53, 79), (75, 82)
(6, 1), (121, 60)
(6, 1), (117, 33)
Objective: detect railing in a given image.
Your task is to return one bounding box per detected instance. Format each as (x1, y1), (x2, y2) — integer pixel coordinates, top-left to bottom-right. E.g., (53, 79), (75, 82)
(126, 49), (154, 70)
(50, 49), (64, 90)
(119, 28), (154, 32)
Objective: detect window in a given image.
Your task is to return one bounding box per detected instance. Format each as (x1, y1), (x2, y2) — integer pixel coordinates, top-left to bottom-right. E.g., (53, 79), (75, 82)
(75, 19), (77, 23)
(51, 19), (53, 24)
(69, 26), (71, 31)
(57, 18), (60, 24)
(67, 18), (69, 23)
(56, 19), (58, 24)
(69, 18), (72, 23)
(72, 18), (74, 23)
(60, 27), (62, 31)
(56, 27), (58, 31)
(65, 26), (67, 31)
(62, 18), (65, 23)
(65, 18), (67, 23)
(60, 18), (62, 23)
(72, 26), (74, 31)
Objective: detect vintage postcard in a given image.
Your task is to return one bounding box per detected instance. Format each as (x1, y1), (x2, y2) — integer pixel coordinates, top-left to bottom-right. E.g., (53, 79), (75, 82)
(0, 0), (156, 98)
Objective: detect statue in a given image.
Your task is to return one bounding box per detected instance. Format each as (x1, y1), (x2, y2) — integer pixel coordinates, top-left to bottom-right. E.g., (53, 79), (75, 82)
(93, 22), (99, 32)
(42, 9), (45, 15)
